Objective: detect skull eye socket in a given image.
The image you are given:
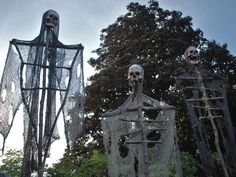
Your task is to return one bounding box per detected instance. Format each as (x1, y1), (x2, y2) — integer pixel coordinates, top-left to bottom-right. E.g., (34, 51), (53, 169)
(189, 50), (198, 54)
(47, 15), (54, 20)
(135, 72), (140, 76)
(53, 19), (58, 25)
(46, 15), (58, 25)
(130, 72), (134, 76)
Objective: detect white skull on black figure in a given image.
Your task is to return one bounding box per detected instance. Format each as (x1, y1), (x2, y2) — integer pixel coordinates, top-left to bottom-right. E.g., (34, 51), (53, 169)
(45, 10), (59, 28)
(128, 64), (144, 88)
(184, 46), (199, 65)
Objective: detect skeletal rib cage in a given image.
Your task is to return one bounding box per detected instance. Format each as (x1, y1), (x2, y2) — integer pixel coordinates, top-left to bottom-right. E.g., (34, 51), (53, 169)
(177, 65), (236, 177)
(102, 87), (183, 177)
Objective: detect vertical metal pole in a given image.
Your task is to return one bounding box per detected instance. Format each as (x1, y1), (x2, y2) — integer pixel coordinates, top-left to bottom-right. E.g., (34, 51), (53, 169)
(38, 31), (50, 177)
(136, 86), (150, 177)
(21, 122), (34, 177)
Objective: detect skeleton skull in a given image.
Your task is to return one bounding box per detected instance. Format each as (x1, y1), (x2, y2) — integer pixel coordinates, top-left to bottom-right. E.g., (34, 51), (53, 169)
(128, 64), (144, 87)
(184, 46), (199, 64)
(45, 10), (59, 28)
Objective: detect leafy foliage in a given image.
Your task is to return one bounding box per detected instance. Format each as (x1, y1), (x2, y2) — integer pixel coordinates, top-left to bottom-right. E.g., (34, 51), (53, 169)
(76, 150), (107, 177)
(170, 152), (202, 177)
(46, 150), (107, 177)
(0, 149), (23, 177)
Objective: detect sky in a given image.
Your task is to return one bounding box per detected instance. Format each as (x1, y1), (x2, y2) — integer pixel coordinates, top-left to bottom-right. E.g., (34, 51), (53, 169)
(0, 0), (236, 165)
(159, 0), (236, 55)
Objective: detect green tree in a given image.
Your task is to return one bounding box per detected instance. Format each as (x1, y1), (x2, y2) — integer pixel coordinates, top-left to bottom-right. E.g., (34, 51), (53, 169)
(0, 149), (23, 177)
(46, 153), (78, 177)
(170, 152), (202, 177)
(46, 150), (107, 177)
(77, 150), (107, 177)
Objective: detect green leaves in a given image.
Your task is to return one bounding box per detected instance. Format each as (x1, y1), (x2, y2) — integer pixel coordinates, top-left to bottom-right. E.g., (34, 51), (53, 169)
(77, 150), (107, 177)
(46, 150), (107, 177)
(170, 152), (202, 177)
(0, 149), (23, 177)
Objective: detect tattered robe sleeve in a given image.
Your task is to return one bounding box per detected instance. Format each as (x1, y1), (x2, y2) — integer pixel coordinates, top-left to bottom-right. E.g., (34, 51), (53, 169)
(0, 43), (22, 151)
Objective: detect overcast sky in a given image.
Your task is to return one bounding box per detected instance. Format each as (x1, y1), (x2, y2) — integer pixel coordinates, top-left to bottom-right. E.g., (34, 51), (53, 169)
(159, 0), (236, 55)
(0, 0), (236, 164)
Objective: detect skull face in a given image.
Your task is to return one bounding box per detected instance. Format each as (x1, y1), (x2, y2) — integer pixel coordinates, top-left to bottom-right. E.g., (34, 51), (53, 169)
(45, 10), (59, 28)
(128, 64), (144, 87)
(184, 46), (199, 64)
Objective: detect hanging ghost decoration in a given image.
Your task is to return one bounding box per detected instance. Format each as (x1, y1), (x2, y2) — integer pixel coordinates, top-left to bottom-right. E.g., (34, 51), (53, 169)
(177, 46), (236, 177)
(0, 9), (85, 176)
(102, 64), (182, 177)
